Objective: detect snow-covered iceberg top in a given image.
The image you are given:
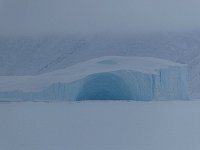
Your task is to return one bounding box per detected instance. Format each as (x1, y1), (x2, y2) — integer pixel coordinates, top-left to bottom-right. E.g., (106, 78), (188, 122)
(0, 56), (189, 101)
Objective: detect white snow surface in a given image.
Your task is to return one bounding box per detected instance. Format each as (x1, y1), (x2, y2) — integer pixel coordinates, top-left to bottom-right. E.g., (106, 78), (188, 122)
(0, 56), (189, 101)
(1, 101), (200, 150)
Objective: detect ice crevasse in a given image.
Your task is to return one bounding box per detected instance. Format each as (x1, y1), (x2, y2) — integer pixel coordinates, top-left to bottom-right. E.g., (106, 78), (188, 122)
(0, 56), (189, 101)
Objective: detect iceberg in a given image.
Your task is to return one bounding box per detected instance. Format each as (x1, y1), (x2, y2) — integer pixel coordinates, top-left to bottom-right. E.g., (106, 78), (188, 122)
(0, 56), (189, 101)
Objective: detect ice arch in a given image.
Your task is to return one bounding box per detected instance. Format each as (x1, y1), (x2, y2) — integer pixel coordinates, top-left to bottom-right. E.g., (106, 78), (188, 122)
(0, 56), (189, 101)
(76, 73), (132, 100)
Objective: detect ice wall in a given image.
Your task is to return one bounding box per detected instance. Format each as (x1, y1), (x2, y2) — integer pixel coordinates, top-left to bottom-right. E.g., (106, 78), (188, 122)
(0, 68), (189, 101)
(0, 56), (189, 101)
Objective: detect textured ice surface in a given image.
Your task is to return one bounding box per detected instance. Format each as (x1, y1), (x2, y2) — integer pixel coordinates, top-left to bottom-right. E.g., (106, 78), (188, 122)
(0, 56), (189, 101)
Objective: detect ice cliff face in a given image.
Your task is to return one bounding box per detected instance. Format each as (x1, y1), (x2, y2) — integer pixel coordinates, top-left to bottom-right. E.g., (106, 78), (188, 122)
(0, 56), (189, 101)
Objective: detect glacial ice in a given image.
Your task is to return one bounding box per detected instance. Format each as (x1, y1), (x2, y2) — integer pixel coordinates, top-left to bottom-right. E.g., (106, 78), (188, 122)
(0, 56), (189, 101)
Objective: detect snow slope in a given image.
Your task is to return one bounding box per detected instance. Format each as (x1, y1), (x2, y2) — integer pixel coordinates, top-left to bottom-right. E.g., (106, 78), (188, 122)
(1, 101), (200, 150)
(0, 56), (189, 101)
(0, 32), (200, 97)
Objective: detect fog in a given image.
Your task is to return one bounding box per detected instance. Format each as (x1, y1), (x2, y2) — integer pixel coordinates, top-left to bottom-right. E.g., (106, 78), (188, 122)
(0, 0), (200, 35)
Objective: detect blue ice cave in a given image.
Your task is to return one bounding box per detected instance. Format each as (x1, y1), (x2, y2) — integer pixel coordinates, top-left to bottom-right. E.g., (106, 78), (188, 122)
(76, 73), (132, 100)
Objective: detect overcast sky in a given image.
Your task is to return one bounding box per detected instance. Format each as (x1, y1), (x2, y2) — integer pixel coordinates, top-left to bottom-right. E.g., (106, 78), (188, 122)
(0, 0), (200, 35)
